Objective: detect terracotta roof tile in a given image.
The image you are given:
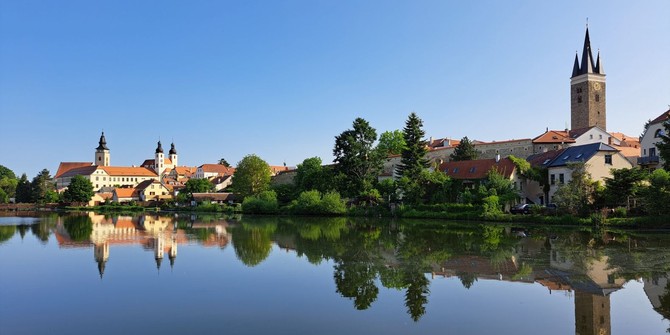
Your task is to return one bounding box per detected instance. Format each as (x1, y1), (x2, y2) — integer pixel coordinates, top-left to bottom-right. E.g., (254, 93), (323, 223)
(650, 109), (670, 125)
(439, 158), (516, 180)
(55, 162), (93, 178)
(100, 166), (157, 177)
(114, 188), (139, 198)
(199, 164), (235, 175)
(532, 130), (575, 144)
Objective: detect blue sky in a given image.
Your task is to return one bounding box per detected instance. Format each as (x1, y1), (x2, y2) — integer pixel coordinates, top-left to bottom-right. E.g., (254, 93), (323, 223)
(1, 1), (668, 178)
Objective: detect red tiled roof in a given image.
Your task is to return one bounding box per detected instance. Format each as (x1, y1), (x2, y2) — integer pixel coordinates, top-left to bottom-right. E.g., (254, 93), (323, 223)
(100, 166), (157, 177)
(532, 130), (575, 144)
(269, 165), (289, 174)
(439, 158), (516, 180)
(199, 164), (235, 175)
(650, 109), (670, 125)
(55, 162), (93, 178)
(58, 165), (99, 179)
(140, 158), (172, 168)
(475, 138), (531, 145)
(113, 188), (139, 198)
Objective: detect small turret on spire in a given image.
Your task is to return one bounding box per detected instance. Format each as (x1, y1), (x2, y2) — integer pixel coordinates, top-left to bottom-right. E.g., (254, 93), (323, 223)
(155, 140), (164, 154)
(595, 49), (604, 74)
(571, 52), (580, 77)
(169, 142), (177, 155)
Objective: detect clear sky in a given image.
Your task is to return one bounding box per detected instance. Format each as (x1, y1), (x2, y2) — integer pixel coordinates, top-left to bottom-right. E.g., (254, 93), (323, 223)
(1, 0), (668, 178)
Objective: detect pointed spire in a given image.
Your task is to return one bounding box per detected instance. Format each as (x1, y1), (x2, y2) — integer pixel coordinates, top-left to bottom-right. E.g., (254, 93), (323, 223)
(155, 257), (163, 271)
(96, 131), (109, 150)
(155, 140), (164, 154)
(579, 27), (596, 75)
(571, 52), (580, 77)
(595, 50), (604, 74)
(97, 260), (106, 279)
(169, 142), (177, 155)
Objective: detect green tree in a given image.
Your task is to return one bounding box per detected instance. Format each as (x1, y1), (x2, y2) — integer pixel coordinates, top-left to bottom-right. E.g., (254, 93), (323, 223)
(31, 169), (56, 204)
(642, 169), (670, 215)
(603, 168), (647, 208)
(333, 118), (382, 197)
(552, 162), (595, 216)
(485, 169), (518, 210)
(15, 174), (32, 203)
(0, 176), (18, 202)
(183, 178), (213, 194)
(656, 120), (670, 171)
(62, 175), (95, 203)
(376, 130), (406, 156)
(232, 154), (272, 198)
(450, 136), (479, 161)
(294, 157), (325, 193)
(396, 113), (429, 205)
(0, 165), (16, 180)
(218, 158), (231, 167)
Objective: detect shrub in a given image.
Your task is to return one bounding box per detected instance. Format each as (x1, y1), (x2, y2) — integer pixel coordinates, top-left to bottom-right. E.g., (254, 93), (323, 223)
(242, 190), (279, 214)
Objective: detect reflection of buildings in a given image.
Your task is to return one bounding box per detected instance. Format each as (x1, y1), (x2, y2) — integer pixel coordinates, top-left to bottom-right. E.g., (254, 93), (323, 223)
(54, 213), (230, 277)
(643, 275), (670, 320)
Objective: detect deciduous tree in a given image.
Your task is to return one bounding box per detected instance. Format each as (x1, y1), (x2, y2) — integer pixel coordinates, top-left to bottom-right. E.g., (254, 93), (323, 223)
(63, 175), (95, 203)
(333, 118), (382, 197)
(656, 120), (670, 171)
(232, 154), (272, 198)
(376, 130), (406, 157)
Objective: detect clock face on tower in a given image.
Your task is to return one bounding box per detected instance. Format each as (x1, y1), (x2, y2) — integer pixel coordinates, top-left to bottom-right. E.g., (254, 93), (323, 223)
(593, 82), (601, 91)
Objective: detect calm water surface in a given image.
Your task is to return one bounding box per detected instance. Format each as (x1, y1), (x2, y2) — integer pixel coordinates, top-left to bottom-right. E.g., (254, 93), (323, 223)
(1, 213), (670, 334)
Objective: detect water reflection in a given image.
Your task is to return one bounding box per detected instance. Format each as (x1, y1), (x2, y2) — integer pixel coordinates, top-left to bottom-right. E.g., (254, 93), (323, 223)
(2, 213), (670, 334)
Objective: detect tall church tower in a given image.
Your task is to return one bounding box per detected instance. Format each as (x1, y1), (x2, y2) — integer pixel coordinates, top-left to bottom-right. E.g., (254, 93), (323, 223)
(169, 142), (178, 167)
(155, 140), (165, 175)
(95, 132), (110, 166)
(571, 27), (606, 131)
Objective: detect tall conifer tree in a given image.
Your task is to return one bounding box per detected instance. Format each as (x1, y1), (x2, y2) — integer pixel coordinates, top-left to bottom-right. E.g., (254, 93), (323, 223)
(450, 136), (479, 161)
(396, 113), (428, 179)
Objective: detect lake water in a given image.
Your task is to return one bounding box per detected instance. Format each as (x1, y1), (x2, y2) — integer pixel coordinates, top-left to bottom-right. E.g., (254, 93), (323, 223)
(1, 213), (669, 335)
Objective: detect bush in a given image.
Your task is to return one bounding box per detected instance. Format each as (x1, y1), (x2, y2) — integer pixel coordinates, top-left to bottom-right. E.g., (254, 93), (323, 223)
(289, 190), (347, 215)
(481, 195), (502, 216)
(242, 190), (279, 214)
(611, 207), (627, 218)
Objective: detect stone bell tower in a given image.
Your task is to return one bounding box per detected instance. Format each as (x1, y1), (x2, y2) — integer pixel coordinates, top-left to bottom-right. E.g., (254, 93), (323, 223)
(95, 132), (110, 166)
(571, 26), (606, 131)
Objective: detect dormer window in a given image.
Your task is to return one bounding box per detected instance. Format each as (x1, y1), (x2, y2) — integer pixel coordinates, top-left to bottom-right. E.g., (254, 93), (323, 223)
(469, 167), (476, 173)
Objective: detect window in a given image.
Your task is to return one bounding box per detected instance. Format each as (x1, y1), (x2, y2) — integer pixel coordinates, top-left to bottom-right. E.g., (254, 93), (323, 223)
(559, 173), (564, 184)
(599, 134), (603, 139)
(650, 148), (657, 157)
(550, 174), (556, 185)
(577, 96), (582, 103)
(453, 168), (459, 173)
(589, 134), (593, 139)
(576, 153), (583, 159)
(595, 94), (600, 102)
(542, 159), (551, 165)
(469, 167), (476, 173)
(656, 129), (666, 138)
(605, 154), (612, 165)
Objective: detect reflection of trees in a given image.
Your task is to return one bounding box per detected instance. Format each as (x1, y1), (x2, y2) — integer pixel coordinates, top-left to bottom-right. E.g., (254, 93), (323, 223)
(231, 218), (277, 267)
(457, 272), (478, 289)
(404, 272), (429, 321)
(63, 215), (93, 241)
(0, 225), (16, 244)
(334, 261), (379, 310)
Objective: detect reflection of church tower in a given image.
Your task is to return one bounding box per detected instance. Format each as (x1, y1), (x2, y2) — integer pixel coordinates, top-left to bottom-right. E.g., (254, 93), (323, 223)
(95, 132), (111, 166)
(169, 235), (178, 269)
(154, 234), (165, 271)
(94, 242), (110, 279)
(574, 291), (611, 335)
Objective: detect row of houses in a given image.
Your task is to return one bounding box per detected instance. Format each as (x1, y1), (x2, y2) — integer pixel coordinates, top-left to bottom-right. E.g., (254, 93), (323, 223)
(54, 133), (290, 206)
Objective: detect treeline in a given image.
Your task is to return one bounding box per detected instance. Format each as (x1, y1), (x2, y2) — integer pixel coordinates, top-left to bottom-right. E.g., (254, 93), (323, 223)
(0, 166), (59, 204)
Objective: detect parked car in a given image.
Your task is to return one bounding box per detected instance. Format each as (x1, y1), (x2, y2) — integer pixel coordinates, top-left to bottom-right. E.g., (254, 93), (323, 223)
(510, 204), (531, 214)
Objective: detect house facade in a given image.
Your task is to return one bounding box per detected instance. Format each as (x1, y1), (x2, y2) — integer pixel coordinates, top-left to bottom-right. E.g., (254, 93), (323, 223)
(639, 109), (670, 170)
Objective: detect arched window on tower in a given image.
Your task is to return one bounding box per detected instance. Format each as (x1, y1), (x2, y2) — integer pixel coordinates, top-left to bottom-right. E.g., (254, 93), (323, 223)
(595, 94), (600, 102)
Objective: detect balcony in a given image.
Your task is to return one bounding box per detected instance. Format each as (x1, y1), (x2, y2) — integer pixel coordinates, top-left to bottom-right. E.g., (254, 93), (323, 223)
(637, 155), (660, 165)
